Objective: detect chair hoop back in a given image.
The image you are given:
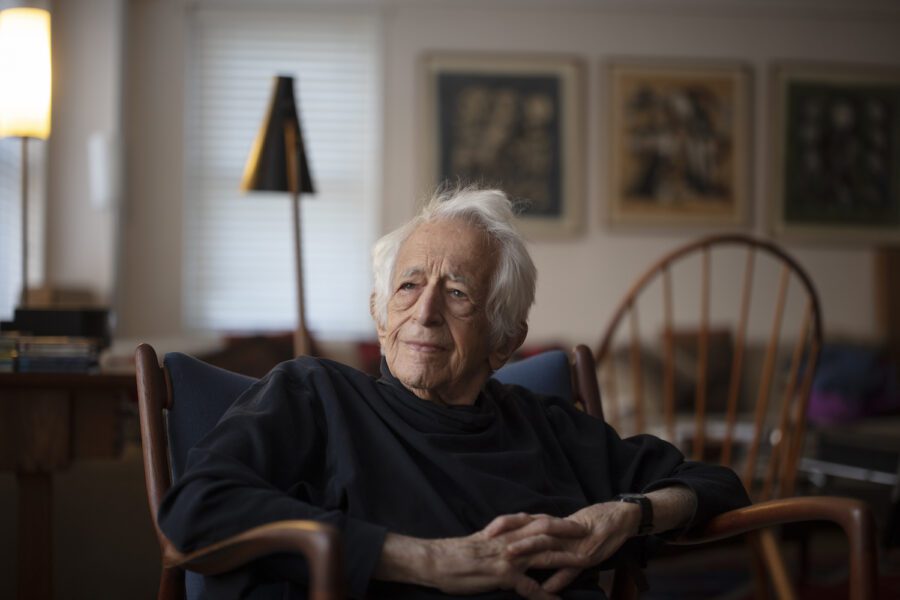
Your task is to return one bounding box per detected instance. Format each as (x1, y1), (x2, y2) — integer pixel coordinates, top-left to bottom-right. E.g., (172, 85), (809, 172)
(594, 234), (823, 501)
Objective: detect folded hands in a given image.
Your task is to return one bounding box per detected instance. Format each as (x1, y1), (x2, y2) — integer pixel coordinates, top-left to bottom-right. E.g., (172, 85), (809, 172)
(377, 501), (642, 600)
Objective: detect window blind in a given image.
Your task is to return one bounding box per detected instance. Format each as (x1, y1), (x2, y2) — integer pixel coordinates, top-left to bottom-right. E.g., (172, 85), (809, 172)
(0, 140), (19, 321)
(184, 7), (380, 339)
(0, 139), (44, 321)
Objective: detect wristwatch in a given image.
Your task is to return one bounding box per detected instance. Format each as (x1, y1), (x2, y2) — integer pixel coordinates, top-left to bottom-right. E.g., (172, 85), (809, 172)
(615, 493), (653, 536)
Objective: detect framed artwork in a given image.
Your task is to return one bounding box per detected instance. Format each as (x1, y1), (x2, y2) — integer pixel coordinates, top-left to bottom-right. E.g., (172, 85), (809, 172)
(608, 60), (751, 228)
(771, 63), (900, 243)
(421, 53), (585, 238)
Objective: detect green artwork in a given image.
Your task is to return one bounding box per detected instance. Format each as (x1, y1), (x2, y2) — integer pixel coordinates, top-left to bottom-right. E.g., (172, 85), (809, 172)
(783, 81), (900, 227)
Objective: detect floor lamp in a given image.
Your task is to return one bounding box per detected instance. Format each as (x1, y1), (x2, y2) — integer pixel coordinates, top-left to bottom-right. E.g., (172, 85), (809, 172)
(0, 7), (52, 308)
(241, 75), (316, 357)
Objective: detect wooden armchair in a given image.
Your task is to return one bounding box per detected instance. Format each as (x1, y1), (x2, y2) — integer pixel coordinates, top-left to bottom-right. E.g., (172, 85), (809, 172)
(136, 342), (876, 599)
(135, 343), (344, 600)
(593, 234), (822, 500)
(570, 343), (877, 600)
(590, 233), (873, 597)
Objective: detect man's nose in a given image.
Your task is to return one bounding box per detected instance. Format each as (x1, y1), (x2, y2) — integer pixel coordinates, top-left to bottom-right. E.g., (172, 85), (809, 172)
(413, 284), (444, 326)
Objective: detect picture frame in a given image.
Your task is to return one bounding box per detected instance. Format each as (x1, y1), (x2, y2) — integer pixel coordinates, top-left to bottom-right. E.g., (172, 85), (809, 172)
(771, 62), (900, 243)
(421, 53), (585, 239)
(607, 60), (751, 228)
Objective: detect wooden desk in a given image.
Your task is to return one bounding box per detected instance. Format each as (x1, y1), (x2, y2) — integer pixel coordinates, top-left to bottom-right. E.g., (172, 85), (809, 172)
(0, 371), (135, 600)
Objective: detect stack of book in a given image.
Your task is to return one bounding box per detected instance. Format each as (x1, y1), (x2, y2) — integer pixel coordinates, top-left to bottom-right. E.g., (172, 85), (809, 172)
(0, 335), (15, 372)
(14, 336), (101, 373)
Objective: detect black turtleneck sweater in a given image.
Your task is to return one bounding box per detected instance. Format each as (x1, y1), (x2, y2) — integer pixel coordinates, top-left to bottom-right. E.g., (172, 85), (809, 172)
(158, 357), (749, 599)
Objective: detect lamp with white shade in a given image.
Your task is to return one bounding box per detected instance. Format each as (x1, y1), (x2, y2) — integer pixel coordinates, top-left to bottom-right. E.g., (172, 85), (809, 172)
(0, 6), (52, 308)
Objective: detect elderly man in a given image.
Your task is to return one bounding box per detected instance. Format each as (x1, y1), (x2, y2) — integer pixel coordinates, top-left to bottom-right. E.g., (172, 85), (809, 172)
(159, 188), (750, 599)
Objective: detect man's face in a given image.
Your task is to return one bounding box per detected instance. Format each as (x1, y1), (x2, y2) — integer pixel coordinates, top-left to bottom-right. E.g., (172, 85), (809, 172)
(376, 218), (503, 405)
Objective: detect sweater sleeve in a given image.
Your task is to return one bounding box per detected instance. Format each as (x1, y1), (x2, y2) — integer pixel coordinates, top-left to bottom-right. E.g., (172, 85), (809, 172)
(609, 432), (750, 535)
(542, 395), (750, 534)
(157, 361), (387, 599)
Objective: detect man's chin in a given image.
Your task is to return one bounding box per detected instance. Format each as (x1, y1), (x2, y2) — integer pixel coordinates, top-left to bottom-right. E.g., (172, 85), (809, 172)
(394, 369), (442, 394)
(397, 374), (435, 391)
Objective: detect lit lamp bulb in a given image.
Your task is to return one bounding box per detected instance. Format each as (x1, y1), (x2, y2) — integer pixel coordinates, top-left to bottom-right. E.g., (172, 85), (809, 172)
(0, 7), (52, 139)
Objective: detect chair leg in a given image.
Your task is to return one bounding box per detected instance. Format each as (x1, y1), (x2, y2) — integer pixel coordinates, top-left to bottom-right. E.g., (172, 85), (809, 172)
(758, 529), (797, 600)
(609, 565), (640, 600)
(749, 532), (772, 600)
(797, 526), (810, 590)
(158, 566), (185, 600)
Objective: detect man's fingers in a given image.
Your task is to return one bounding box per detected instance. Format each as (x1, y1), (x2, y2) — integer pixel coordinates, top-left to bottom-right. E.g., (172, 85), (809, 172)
(507, 533), (560, 555)
(516, 516), (588, 541)
(484, 513), (586, 540)
(543, 567), (582, 594)
(526, 549), (590, 570)
(483, 512), (534, 537)
(512, 573), (560, 600)
(518, 516), (586, 538)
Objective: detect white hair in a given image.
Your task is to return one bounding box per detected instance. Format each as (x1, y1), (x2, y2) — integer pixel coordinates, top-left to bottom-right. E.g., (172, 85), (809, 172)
(371, 187), (536, 351)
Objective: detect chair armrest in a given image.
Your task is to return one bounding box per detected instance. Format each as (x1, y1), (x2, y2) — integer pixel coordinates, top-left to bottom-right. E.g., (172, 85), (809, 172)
(163, 520), (344, 600)
(673, 496), (877, 600)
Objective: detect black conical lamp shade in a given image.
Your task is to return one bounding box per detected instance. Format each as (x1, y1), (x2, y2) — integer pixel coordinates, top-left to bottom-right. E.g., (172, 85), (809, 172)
(240, 75), (314, 193)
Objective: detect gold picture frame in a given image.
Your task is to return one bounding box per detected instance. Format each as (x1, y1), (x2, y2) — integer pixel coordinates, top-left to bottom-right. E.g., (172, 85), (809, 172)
(608, 60), (751, 228)
(421, 53), (586, 239)
(770, 62), (900, 243)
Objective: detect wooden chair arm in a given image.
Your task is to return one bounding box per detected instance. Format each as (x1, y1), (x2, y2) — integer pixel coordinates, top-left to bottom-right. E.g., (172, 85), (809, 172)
(163, 520), (344, 600)
(673, 496), (877, 600)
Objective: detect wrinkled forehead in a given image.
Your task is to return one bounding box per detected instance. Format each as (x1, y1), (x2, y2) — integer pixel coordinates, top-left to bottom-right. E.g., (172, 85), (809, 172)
(393, 218), (498, 282)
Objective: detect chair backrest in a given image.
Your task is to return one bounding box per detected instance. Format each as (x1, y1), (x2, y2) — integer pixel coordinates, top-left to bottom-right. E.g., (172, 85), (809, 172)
(135, 343), (600, 600)
(136, 345), (273, 600)
(494, 346), (604, 417)
(594, 234), (822, 501)
(493, 350), (573, 398)
(164, 352), (256, 481)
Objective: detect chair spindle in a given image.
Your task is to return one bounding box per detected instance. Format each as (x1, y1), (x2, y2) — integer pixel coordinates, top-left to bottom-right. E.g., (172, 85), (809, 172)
(783, 321), (820, 497)
(762, 304), (811, 499)
(629, 302), (645, 434)
(742, 265), (790, 494)
(693, 247), (711, 461)
(662, 266), (676, 441)
(722, 248), (755, 467)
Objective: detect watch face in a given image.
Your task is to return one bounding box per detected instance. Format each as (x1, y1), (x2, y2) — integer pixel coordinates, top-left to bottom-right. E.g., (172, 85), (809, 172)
(616, 493), (648, 503)
(616, 494), (653, 535)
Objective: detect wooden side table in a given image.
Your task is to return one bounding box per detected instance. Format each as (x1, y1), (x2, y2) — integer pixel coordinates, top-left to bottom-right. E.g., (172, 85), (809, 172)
(0, 372), (135, 600)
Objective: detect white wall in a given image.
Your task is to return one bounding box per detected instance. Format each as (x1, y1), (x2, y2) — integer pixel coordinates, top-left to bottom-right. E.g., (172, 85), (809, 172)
(381, 2), (900, 348)
(112, 0), (900, 348)
(46, 0), (124, 302)
(117, 0), (187, 338)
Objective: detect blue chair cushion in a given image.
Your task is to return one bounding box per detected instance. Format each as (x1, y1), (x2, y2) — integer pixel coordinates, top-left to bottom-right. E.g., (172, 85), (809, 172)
(164, 352), (257, 481)
(492, 349), (572, 402)
(164, 353), (266, 600)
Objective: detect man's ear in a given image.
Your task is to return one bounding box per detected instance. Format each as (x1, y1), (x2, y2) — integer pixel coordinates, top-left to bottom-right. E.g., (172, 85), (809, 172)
(488, 322), (528, 371)
(370, 293), (387, 346)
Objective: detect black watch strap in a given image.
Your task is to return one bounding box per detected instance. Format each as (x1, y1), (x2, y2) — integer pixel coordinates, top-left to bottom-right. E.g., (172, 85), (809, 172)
(615, 493), (653, 536)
